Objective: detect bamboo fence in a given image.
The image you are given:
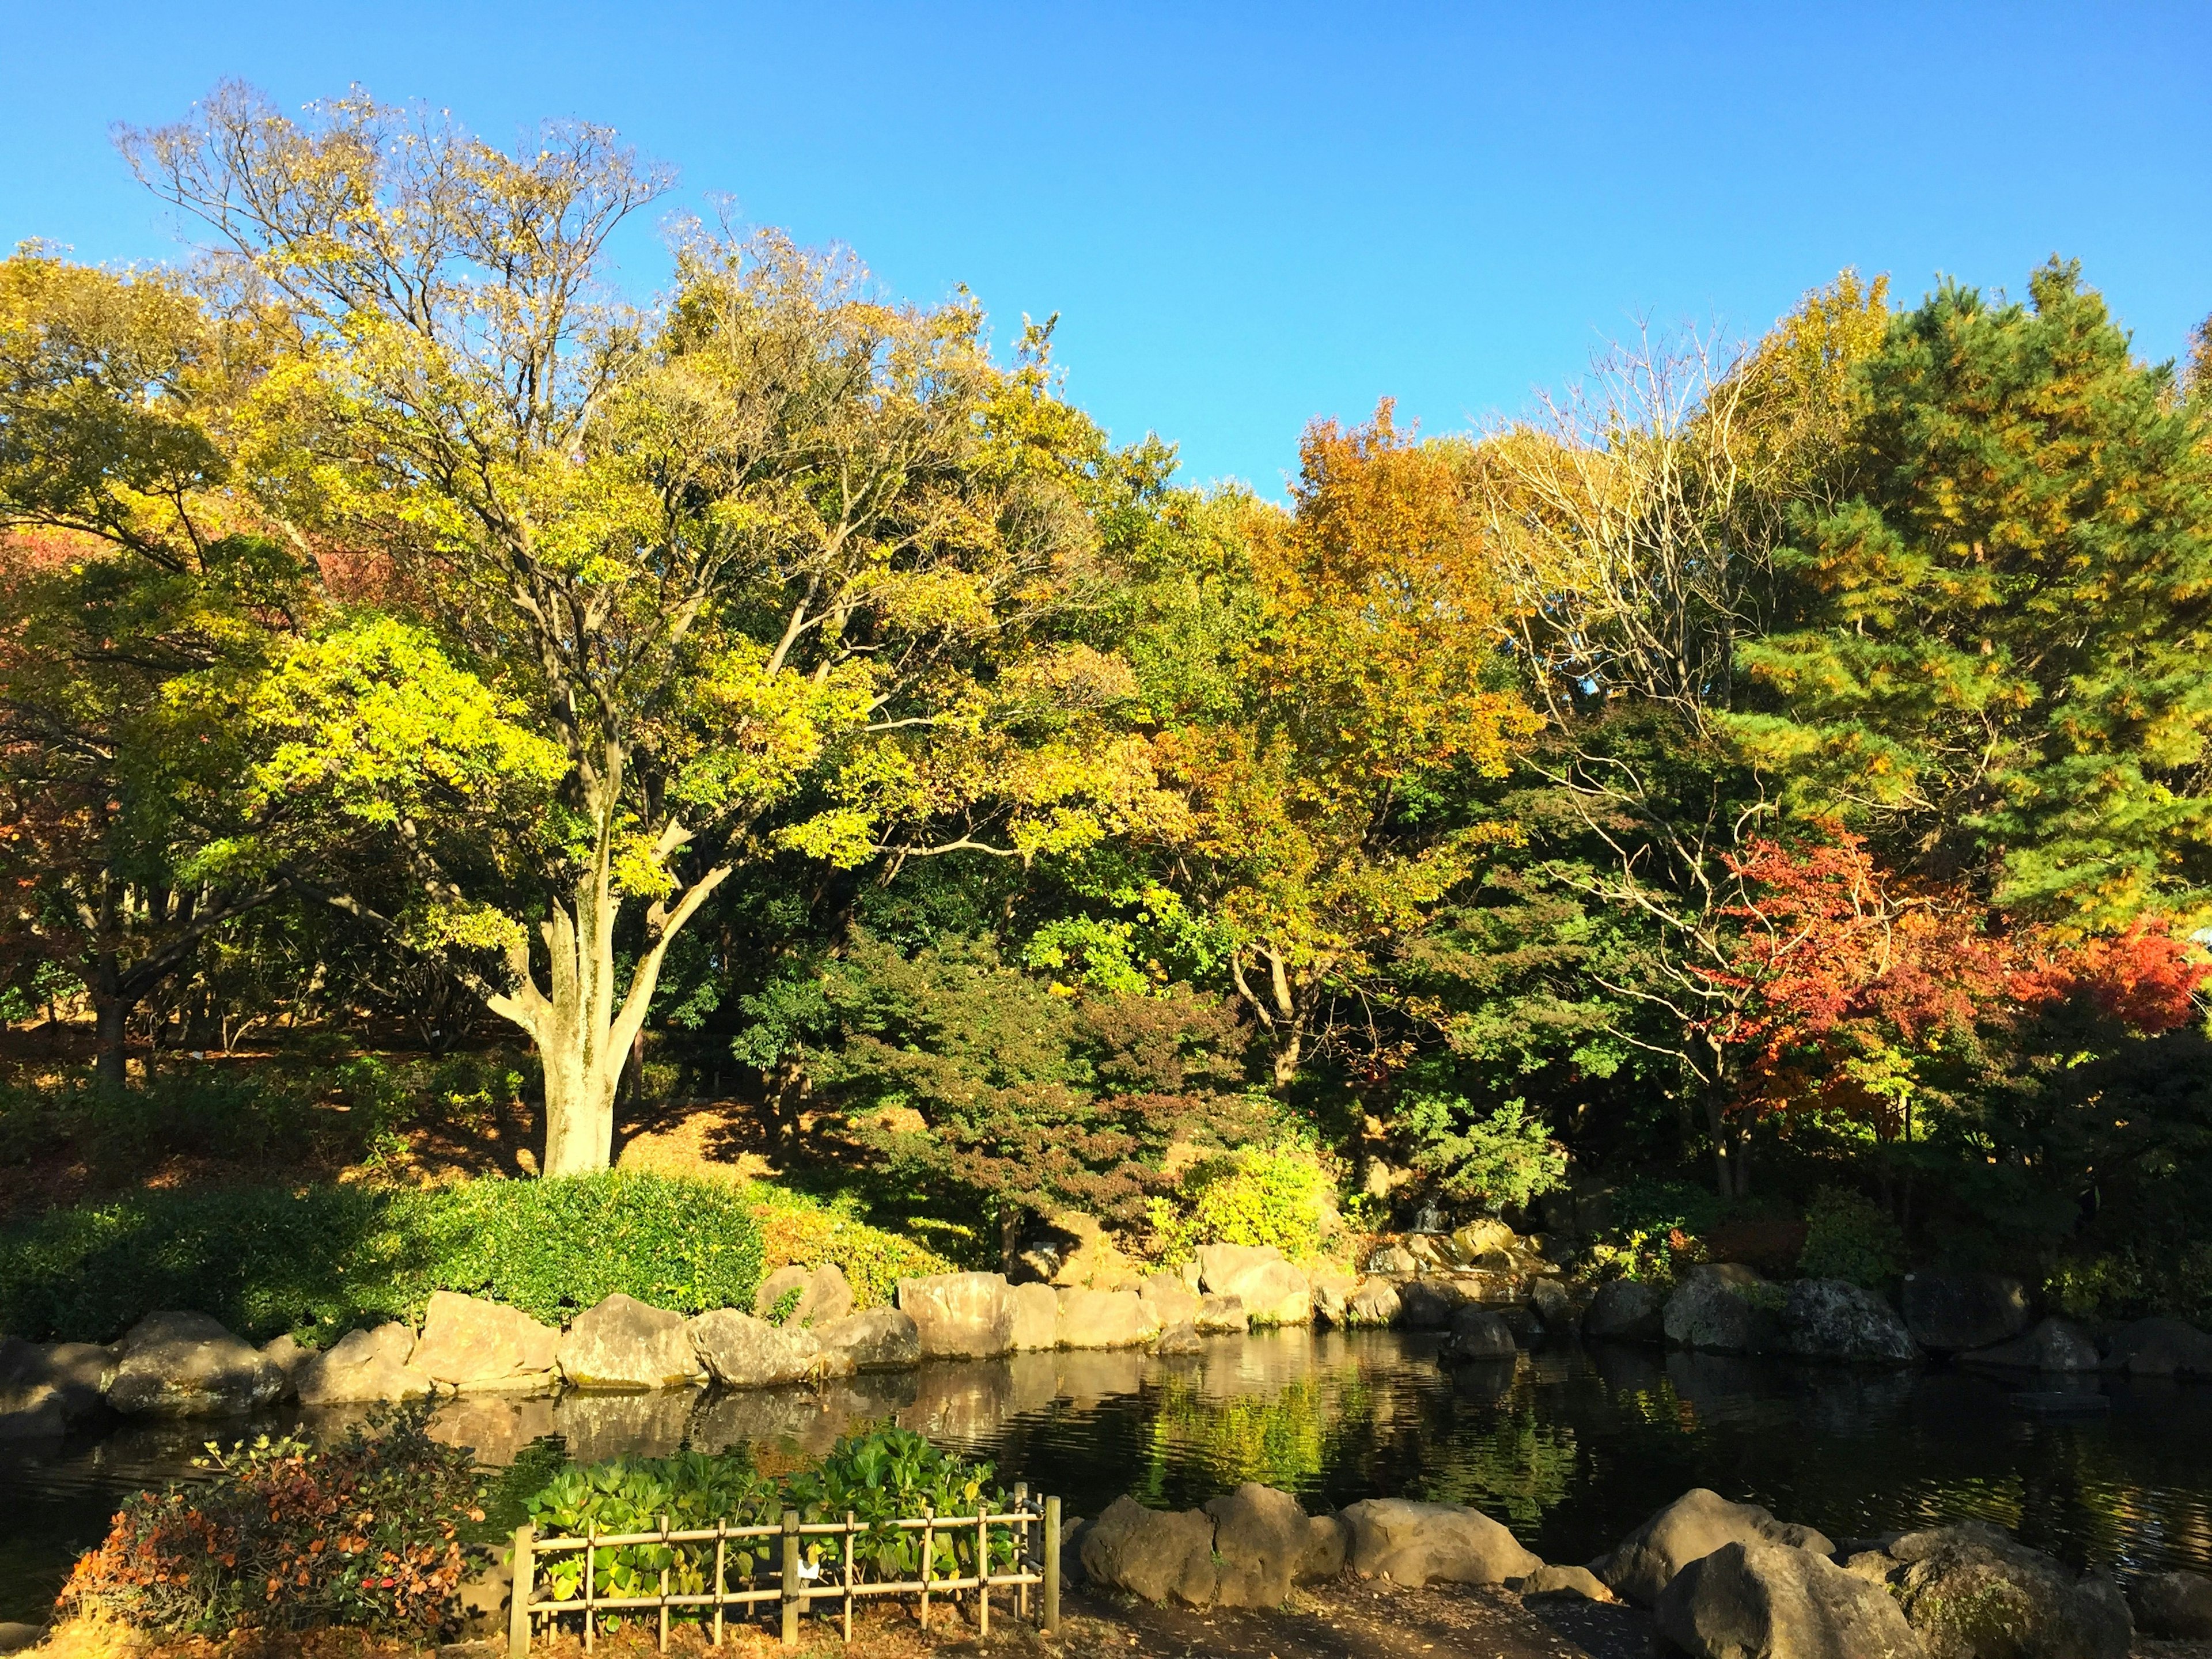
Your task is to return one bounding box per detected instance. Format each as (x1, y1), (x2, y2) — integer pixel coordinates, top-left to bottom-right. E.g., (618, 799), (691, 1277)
(506, 1485), (1062, 1654)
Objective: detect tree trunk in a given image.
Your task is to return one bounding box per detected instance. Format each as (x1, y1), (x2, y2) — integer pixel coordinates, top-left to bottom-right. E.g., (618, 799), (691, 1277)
(1270, 1029), (1303, 1091)
(92, 991), (132, 1095)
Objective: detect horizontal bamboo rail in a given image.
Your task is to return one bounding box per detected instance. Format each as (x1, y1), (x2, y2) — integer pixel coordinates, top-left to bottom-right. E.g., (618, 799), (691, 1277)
(507, 1483), (1060, 1654)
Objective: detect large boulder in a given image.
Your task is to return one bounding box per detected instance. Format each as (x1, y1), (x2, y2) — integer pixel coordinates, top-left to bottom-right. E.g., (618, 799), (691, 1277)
(1196, 1245), (1311, 1325)
(0, 1338), (110, 1434)
(753, 1263), (855, 1328)
(1884, 1521), (2131, 1659)
(1307, 1262), (1360, 1326)
(1009, 1282), (1060, 1351)
(1665, 1265), (1781, 1354)
(1057, 1287), (1157, 1350)
(296, 1323), (432, 1407)
(1594, 1487), (1835, 1606)
(1528, 1277), (1586, 1334)
(1958, 1316), (2104, 1373)
(556, 1294), (706, 1390)
(1444, 1219), (1519, 1264)
(1202, 1483), (1346, 1607)
(896, 1272), (1017, 1359)
(1655, 1538), (1924, 1659)
(1585, 1278), (1665, 1343)
(1195, 1294), (1248, 1333)
(812, 1308), (921, 1373)
(1365, 1241), (1420, 1276)
(1901, 1272), (2033, 1355)
(2132, 1570), (2212, 1639)
(1396, 1277), (1473, 1330)
(1344, 1278), (1403, 1327)
(1524, 1563), (1616, 1603)
(2107, 1317), (2212, 1378)
(688, 1309), (823, 1388)
(1440, 1306), (1517, 1362)
(108, 1312), (287, 1416)
(1080, 1495), (1219, 1605)
(1779, 1279), (1919, 1365)
(411, 1292), (559, 1393)
(1138, 1274), (1200, 1332)
(1337, 1498), (1541, 1587)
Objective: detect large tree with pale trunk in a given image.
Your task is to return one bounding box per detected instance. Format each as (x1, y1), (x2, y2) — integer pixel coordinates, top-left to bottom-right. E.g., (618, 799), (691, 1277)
(127, 85), (1173, 1174)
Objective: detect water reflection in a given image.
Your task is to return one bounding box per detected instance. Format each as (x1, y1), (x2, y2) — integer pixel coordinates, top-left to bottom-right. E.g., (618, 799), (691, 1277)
(5, 1331), (2211, 1622)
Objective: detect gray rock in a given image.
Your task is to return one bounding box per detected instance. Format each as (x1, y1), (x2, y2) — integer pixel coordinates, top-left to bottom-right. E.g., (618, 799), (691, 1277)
(813, 1307), (921, 1372)
(1594, 1487), (1835, 1606)
(1307, 1262), (1359, 1326)
(1366, 1242), (1420, 1275)
(257, 1333), (309, 1395)
(1203, 1482), (1338, 1607)
(1656, 1538), (1923, 1659)
(896, 1272), (1016, 1359)
(1080, 1494), (1218, 1605)
(107, 1311), (287, 1416)
(1007, 1281), (1059, 1351)
(1445, 1219), (1518, 1263)
(1585, 1278), (1665, 1343)
(412, 1292), (559, 1393)
(687, 1308), (822, 1387)
(1056, 1286), (1158, 1349)
(753, 1263), (854, 1328)
(0, 1338), (110, 1432)
(1138, 1274), (1200, 1332)
(1528, 1277), (1585, 1333)
(0, 1381), (64, 1440)
(1440, 1306), (1518, 1361)
(556, 1294), (706, 1390)
(2107, 1316), (2212, 1378)
(1195, 1294), (1248, 1333)
(1196, 1245), (1311, 1325)
(1902, 1272), (2033, 1354)
(0, 1623), (44, 1654)
(1345, 1278), (1403, 1327)
(1959, 1316), (2104, 1373)
(1888, 1521), (2131, 1659)
(1337, 1497), (1541, 1587)
(1396, 1277), (1473, 1330)
(2132, 1569), (2212, 1639)
(1522, 1563), (1615, 1603)
(1779, 1279), (1919, 1365)
(1665, 1264), (1781, 1354)
(1154, 1321), (1203, 1356)
(297, 1323), (434, 1406)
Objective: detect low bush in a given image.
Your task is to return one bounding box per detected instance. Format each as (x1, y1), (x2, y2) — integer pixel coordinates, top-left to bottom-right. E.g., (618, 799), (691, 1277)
(1148, 1142), (1339, 1264)
(59, 1404), (482, 1638)
(1797, 1187), (1906, 1287)
(745, 1183), (958, 1308)
(0, 1170), (765, 1343)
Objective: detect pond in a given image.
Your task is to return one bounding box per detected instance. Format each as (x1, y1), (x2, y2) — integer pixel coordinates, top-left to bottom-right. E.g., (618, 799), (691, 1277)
(6, 1328), (2210, 1623)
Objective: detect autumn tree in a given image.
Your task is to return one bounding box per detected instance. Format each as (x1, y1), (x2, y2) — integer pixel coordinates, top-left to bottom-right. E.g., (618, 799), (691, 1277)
(126, 86), (1175, 1173)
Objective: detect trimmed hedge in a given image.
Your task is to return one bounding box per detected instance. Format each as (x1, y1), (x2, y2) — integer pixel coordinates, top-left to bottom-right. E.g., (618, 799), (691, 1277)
(0, 1171), (765, 1345)
(745, 1183), (961, 1309)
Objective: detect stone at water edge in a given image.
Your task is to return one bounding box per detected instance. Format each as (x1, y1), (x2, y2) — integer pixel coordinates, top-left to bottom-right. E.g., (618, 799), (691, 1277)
(1656, 1539), (1923, 1659)
(812, 1307), (922, 1372)
(1203, 1482), (1347, 1607)
(1365, 1241), (1419, 1276)
(1887, 1520), (2132, 1659)
(1439, 1305), (1517, 1361)
(1778, 1279), (1920, 1365)
(1056, 1286), (1157, 1350)
(296, 1323), (434, 1407)
(1521, 1563), (1615, 1603)
(1137, 1272), (1200, 1331)
(107, 1310), (290, 1416)
(687, 1308), (823, 1388)
(556, 1293), (707, 1390)
(1958, 1315), (2104, 1373)
(1196, 1243), (1312, 1325)
(1583, 1278), (1664, 1342)
(1901, 1271), (2033, 1354)
(1080, 1494), (1219, 1607)
(1154, 1321), (1203, 1355)
(411, 1291), (560, 1392)
(2106, 1316), (2212, 1378)
(0, 1338), (111, 1430)
(2133, 1569), (2212, 1639)
(1344, 1277), (1403, 1327)
(752, 1262), (855, 1328)
(1194, 1293), (1248, 1332)
(1337, 1498), (1541, 1587)
(1306, 1260), (1360, 1325)
(1008, 1281), (1059, 1351)
(1593, 1487), (1835, 1606)
(0, 1623), (44, 1655)
(1527, 1276), (1585, 1333)
(1395, 1277), (1474, 1330)
(1664, 1263), (1781, 1354)
(895, 1271), (1017, 1359)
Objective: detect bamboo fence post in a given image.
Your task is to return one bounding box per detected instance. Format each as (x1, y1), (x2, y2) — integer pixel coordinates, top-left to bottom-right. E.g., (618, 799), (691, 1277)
(842, 1511), (855, 1642)
(584, 1525), (597, 1654)
(920, 1503), (934, 1631)
(657, 1514), (671, 1653)
(1013, 1483), (1029, 1621)
(976, 1498), (990, 1637)
(780, 1509), (802, 1648)
(1043, 1497), (1061, 1633)
(712, 1518), (726, 1647)
(508, 1525), (535, 1659)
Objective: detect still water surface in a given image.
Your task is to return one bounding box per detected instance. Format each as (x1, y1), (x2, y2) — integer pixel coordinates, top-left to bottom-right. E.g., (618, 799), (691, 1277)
(5, 1329), (2210, 1622)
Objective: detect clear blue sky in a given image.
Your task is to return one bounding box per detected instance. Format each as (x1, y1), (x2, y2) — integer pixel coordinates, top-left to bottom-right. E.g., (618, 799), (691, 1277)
(3, 2), (2207, 492)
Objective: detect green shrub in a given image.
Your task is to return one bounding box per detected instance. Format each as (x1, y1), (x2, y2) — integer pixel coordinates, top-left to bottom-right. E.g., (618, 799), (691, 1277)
(1397, 1095), (1569, 1212)
(0, 1171), (765, 1343)
(60, 1404), (481, 1637)
(1798, 1187), (1905, 1287)
(745, 1184), (957, 1308)
(1148, 1142), (1339, 1265)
